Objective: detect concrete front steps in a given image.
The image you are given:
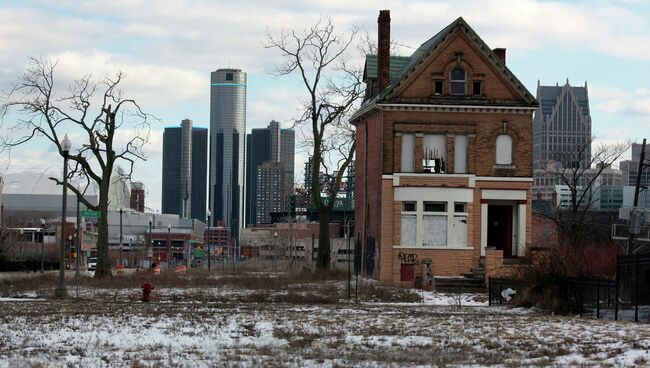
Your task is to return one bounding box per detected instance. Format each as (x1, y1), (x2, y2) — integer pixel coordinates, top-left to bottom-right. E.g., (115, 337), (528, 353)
(433, 267), (486, 293)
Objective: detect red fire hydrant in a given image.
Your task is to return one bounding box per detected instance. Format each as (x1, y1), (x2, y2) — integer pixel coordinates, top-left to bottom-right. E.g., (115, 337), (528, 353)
(141, 282), (155, 302)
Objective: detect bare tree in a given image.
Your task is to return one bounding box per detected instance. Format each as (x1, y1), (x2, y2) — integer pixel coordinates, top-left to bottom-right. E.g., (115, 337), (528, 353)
(265, 17), (364, 270)
(0, 57), (153, 278)
(546, 139), (629, 246)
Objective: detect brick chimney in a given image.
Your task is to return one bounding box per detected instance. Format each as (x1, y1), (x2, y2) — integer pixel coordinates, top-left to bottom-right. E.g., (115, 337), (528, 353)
(377, 10), (391, 92)
(493, 48), (506, 65)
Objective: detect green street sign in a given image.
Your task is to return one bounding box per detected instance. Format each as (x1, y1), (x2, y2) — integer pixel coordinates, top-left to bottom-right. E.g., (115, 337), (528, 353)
(80, 210), (101, 218)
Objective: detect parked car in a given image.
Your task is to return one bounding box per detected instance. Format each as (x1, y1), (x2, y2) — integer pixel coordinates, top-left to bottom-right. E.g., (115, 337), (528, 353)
(87, 257), (97, 271)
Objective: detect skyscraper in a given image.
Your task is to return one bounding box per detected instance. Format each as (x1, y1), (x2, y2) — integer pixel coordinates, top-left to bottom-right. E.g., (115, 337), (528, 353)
(256, 161), (286, 224)
(209, 69), (247, 239)
(244, 127), (271, 226)
(533, 80), (592, 169)
(244, 121), (295, 225)
(280, 128), (295, 190)
(161, 119), (208, 221)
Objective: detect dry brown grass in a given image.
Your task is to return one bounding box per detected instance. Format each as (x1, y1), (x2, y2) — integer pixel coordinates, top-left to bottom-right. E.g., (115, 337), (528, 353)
(0, 268), (422, 305)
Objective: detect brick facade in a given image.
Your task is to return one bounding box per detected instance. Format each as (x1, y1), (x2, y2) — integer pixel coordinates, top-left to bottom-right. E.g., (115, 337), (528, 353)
(354, 15), (537, 287)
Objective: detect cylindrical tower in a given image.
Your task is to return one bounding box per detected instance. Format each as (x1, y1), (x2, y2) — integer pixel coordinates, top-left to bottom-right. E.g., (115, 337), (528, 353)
(209, 69), (246, 240)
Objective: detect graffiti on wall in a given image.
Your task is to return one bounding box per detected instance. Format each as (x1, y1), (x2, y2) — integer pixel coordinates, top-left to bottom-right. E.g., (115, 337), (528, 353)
(397, 252), (418, 264)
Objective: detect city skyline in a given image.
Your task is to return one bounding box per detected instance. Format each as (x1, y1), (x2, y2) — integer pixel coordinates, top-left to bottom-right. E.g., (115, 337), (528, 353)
(0, 1), (649, 212)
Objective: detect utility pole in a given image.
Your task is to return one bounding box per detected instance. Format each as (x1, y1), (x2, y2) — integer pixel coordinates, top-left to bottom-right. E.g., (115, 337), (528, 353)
(273, 231), (278, 273)
(207, 210), (211, 271)
(167, 224), (171, 269)
(148, 219), (152, 268)
(628, 138), (647, 255)
(75, 198), (80, 299)
(119, 208), (124, 267)
(40, 218), (46, 274)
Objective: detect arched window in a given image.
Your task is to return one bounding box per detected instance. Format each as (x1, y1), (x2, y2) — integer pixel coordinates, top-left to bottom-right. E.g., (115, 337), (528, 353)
(496, 134), (513, 165)
(450, 67), (466, 95)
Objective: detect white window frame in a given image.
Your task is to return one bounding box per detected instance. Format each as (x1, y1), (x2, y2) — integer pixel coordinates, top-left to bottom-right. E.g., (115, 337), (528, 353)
(400, 201), (417, 247)
(398, 198), (470, 248)
(450, 67), (466, 96)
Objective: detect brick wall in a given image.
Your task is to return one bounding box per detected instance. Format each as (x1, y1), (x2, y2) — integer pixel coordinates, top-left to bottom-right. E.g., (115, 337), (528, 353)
(355, 113), (385, 276)
(395, 30), (523, 102)
(391, 248), (474, 287)
(531, 213), (559, 247)
(386, 112), (532, 177)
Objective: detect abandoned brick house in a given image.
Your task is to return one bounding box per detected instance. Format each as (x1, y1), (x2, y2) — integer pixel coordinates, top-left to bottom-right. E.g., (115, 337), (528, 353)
(353, 11), (538, 287)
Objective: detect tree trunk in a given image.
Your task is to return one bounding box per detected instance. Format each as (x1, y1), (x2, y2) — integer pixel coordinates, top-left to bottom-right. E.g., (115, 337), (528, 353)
(316, 210), (330, 270)
(94, 172), (113, 278)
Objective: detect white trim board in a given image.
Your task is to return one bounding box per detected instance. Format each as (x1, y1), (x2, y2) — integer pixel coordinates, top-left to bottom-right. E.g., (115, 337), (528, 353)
(393, 246), (474, 251)
(481, 189), (527, 200)
(395, 187), (474, 202)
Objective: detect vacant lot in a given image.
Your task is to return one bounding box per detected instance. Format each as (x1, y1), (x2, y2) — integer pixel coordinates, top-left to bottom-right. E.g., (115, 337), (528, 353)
(0, 273), (648, 367)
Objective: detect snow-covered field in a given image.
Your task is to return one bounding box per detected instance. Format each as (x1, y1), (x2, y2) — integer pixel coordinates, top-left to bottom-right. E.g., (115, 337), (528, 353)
(1, 285), (649, 367)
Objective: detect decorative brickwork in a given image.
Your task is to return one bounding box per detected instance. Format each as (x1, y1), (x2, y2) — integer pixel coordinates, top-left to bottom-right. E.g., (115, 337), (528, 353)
(354, 15), (537, 287)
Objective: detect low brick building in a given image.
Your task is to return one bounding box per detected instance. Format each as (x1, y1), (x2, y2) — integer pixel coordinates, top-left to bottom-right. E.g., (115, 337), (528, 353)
(353, 12), (538, 287)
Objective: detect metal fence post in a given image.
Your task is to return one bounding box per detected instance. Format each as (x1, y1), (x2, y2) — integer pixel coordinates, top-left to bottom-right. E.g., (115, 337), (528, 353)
(488, 277), (492, 306)
(578, 281), (583, 317)
(596, 278), (600, 319)
(635, 254), (639, 322)
(615, 256), (619, 321)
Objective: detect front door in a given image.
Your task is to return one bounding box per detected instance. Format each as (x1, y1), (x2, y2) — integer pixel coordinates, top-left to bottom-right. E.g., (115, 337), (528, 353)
(487, 205), (513, 258)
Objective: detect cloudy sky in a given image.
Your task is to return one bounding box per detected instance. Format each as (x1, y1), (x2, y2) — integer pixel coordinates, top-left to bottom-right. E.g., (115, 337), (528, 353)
(0, 0), (648, 211)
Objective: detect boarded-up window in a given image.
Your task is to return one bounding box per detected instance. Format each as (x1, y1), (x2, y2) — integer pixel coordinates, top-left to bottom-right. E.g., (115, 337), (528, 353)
(496, 135), (513, 165)
(400, 263), (415, 281)
(454, 135), (467, 173)
(422, 215), (447, 246)
(401, 134), (415, 172)
(400, 215), (416, 246)
(449, 215), (468, 246)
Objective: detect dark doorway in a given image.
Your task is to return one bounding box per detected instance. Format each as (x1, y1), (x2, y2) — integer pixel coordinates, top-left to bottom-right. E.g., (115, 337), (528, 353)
(487, 205), (513, 258)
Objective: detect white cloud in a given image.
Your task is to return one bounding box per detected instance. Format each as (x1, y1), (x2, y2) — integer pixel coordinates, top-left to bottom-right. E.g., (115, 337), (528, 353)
(49, 50), (205, 106)
(591, 84), (650, 117)
(3, 0), (650, 210)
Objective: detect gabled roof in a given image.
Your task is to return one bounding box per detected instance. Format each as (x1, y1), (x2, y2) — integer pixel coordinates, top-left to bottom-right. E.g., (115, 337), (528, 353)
(363, 55), (411, 82)
(354, 17), (537, 120)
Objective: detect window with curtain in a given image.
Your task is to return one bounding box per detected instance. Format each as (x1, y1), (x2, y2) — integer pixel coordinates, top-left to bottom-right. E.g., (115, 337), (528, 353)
(496, 134), (513, 165)
(423, 134), (446, 173)
(450, 67), (466, 95)
(401, 134), (415, 172)
(454, 135), (467, 173)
